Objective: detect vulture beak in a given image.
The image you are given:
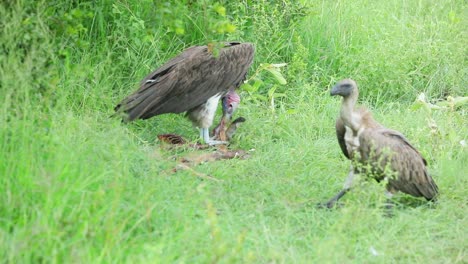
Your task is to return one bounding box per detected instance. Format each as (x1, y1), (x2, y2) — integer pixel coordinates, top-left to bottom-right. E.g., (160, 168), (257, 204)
(330, 84), (342, 96)
(211, 91), (241, 141)
(224, 101), (239, 120)
(218, 100), (238, 137)
(330, 79), (355, 97)
(222, 91), (240, 120)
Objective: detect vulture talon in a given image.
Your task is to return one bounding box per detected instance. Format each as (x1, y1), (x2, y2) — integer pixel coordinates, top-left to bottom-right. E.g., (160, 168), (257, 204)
(320, 188), (349, 209)
(383, 201), (395, 218)
(206, 139), (229, 146)
(316, 202), (333, 209)
(325, 201), (337, 209)
(316, 201), (343, 209)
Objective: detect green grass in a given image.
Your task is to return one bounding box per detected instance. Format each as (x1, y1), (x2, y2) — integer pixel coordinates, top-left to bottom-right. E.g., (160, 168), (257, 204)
(1, 0), (467, 263)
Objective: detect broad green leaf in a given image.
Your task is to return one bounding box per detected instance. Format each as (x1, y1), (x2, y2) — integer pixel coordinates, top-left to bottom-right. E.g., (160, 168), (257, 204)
(213, 4), (226, 17)
(273, 93), (287, 98)
(265, 67), (287, 85)
(252, 79), (263, 91)
(267, 86), (277, 98)
(253, 94), (268, 101)
(224, 23), (236, 33)
(270, 63), (288, 68)
(240, 83), (254, 92)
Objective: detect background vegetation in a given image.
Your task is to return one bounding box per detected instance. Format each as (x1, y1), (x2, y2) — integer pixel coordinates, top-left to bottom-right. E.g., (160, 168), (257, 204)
(1, 0), (466, 262)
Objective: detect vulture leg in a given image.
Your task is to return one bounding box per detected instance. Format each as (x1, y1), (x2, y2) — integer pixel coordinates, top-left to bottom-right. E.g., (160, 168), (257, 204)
(383, 188), (396, 217)
(201, 127), (228, 145)
(320, 167), (356, 208)
(322, 189), (349, 209)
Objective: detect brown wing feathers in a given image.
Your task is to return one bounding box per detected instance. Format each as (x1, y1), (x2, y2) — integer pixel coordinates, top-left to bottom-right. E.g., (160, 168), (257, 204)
(335, 118), (349, 159)
(115, 42), (254, 122)
(359, 128), (438, 200)
(333, 79), (438, 201)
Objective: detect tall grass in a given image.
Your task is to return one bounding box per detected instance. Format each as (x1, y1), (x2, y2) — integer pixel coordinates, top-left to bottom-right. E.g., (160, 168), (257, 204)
(298, 0), (466, 102)
(1, 0), (467, 263)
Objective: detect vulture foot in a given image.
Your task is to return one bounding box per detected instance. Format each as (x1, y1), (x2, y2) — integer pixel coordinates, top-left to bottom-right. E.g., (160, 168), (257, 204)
(383, 200), (395, 218)
(316, 200), (344, 209)
(317, 189), (349, 209)
(317, 201), (339, 209)
(206, 139), (229, 146)
(201, 128), (229, 146)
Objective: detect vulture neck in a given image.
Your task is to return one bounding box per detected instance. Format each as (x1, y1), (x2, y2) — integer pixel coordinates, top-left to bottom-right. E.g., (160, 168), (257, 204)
(340, 91), (361, 131)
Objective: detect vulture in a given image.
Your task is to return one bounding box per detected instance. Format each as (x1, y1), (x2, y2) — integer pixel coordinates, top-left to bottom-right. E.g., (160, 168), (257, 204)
(322, 79), (439, 208)
(115, 42), (255, 145)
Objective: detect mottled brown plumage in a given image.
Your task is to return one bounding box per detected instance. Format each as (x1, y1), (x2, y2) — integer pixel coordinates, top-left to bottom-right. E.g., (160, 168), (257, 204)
(114, 42), (254, 145)
(323, 79), (438, 208)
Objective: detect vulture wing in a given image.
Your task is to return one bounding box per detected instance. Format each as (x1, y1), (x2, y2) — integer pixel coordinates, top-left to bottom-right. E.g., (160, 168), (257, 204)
(115, 42), (255, 121)
(359, 128), (438, 200)
(335, 117), (350, 159)
(335, 107), (380, 159)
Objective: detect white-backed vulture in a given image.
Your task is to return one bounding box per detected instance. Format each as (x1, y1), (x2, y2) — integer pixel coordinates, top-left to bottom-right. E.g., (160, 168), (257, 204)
(322, 79), (439, 208)
(114, 42), (255, 145)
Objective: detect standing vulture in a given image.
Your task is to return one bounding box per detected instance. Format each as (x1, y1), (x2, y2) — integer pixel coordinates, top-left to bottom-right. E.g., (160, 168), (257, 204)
(115, 42), (255, 145)
(322, 79), (438, 208)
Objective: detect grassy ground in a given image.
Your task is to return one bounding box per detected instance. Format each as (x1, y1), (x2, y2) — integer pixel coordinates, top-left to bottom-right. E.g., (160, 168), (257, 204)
(1, 0), (467, 263)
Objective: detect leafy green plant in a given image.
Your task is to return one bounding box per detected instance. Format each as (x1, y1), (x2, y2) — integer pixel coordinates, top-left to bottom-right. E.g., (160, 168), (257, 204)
(154, 1), (236, 43)
(241, 63), (288, 111)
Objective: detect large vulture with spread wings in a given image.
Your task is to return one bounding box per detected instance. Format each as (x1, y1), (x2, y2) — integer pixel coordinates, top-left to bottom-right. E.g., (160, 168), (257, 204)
(322, 79), (439, 208)
(115, 42), (255, 145)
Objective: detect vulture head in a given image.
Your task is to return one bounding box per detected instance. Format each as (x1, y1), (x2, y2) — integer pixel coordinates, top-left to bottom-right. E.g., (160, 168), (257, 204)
(330, 78), (362, 132)
(222, 90), (240, 120)
(212, 90), (241, 140)
(330, 79), (358, 98)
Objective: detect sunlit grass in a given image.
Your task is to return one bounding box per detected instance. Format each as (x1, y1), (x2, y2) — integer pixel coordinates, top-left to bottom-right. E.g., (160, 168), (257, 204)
(0, 0), (466, 263)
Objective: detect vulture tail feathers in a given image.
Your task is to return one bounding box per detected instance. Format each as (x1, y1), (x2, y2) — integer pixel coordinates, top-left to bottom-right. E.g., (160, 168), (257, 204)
(379, 129), (438, 200)
(419, 172), (439, 201)
(114, 65), (176, 122)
